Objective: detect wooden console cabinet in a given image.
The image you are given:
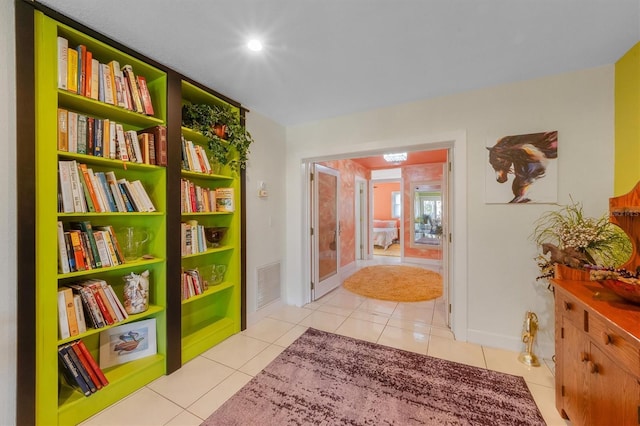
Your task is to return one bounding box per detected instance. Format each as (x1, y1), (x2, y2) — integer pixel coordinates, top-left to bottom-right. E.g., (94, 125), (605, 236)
(553, 182), (640, 425)
(554, 279), (640, 425)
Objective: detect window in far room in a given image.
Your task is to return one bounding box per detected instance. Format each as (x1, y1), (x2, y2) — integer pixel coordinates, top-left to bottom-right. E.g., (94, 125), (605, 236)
(391, 191), (401, 218)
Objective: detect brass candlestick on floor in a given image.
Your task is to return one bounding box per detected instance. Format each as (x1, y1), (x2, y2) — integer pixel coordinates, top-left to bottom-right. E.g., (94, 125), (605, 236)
(518, 311), (540, 367)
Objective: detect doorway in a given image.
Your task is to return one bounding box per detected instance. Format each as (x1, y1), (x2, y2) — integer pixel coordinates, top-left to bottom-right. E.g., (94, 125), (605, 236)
(306, 148), (452, 330)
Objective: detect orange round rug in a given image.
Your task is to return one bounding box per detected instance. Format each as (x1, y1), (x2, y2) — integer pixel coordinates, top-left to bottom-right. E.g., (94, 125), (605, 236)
(343, 265), (442, 302)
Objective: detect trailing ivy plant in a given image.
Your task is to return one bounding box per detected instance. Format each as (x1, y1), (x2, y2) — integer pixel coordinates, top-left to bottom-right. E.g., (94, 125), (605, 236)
(182, 103), (254, 173)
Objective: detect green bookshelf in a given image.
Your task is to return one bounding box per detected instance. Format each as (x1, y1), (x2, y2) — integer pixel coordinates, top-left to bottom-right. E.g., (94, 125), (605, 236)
(33, 11), (168, 425)
(18, 5), (246, 424)
(179, 80), (242, 364)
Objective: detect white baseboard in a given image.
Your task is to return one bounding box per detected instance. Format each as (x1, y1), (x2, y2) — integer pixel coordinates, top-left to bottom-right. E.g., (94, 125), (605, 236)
(402, 256), (442, 267)
(246, 299), (286, 328)
(339, 261), (358, 281)
(466, 328), (555, 360)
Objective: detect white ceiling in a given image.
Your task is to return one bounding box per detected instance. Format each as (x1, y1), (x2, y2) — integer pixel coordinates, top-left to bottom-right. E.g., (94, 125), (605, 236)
(37, 0), (640, 126)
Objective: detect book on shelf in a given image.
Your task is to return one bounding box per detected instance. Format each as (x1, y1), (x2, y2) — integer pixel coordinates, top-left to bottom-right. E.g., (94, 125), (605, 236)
(73, 294), (87, 334)
(139, 125), (167, 166)
(58, 344), (92, 396)
(90, 57), (100, 100)
(67, 283), (105, 329)
(57, 221), (71, 273)
(215, 187), (235, 212)
(108, 60), (126, 108)
(59, 287), (79, 337)
(69, 341), (100, 390)
(114, 124), (129, 162)
(93, 118), (103, 157)
(101, 63), (115, 105)
(81, 280), (115, 326)
(121, 64), (144, 113)
(67, 111), (78, 153)
(76, 44), (87, 97)
(86, 116), (95, 155)
(95, 225), (125, 264)
(77, 162), (100, 212)
(85, 50), (94, 97)
(57, 36), (68, 90)
(126, 129), (144, 164)
(77, 114), (87, 154)
(70, 221), (102, 269)
(57, 108), (68, 151)
(57, 289), (70, 339)
(68, 230), (87, 272)
(58, 161), (74, 213)
(67, 47), (78, 94)
(76, 340), (109, 387)
(136, 75), (154, 116)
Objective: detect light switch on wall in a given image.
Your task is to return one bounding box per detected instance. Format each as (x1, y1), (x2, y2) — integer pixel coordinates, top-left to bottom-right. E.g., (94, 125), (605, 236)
(258, 180), (268, 198)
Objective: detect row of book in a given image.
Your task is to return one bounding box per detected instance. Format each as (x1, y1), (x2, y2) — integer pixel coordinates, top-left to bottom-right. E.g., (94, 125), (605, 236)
(58, 278), (129, 339)
(57, 36), (154, 116)
(181, 220), (208, 256)
(181, 268), (208, 300)
(58, 339), (109, 397)
(57, 221), (126, 274)
(181, 179), (217, 213)
(57, 109), (167, 166)
(58, 160), (156, 214)
(181, 137), (215, 174)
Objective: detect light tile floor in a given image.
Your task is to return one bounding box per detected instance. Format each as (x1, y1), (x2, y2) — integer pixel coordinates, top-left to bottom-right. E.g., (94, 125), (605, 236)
(81, 258), (569, 426)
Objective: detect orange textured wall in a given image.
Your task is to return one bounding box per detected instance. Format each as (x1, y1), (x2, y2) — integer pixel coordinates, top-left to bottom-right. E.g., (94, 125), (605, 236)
(319, 160), (371, 267)
(403, 163), (445, 260)
(373, 182), (400, 221)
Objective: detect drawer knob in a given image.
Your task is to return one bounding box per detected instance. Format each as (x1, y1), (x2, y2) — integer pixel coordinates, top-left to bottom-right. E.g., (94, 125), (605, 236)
(563, 301), (572, 311)
(580, 352), (589, 362)
(588, 361), (599, 374)
(602, 332), (612, 345)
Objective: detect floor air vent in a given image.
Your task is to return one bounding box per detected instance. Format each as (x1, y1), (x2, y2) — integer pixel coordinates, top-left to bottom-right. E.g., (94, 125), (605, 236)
(257, 262), (281, 309)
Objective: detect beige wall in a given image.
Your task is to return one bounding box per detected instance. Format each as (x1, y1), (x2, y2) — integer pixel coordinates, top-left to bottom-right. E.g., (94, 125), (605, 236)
(285, 66), (615, 356)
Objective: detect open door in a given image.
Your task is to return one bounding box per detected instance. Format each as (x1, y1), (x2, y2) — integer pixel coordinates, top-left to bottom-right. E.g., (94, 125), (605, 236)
(311, 164), (341, 300)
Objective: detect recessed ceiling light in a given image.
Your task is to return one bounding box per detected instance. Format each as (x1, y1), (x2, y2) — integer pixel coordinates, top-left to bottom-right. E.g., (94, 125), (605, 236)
(383, 152), (407, 162)
(247, 39), (263, 52)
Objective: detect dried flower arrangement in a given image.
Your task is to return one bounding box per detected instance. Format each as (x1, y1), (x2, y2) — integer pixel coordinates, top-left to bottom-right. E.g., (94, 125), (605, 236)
(531, 198), (632, 283)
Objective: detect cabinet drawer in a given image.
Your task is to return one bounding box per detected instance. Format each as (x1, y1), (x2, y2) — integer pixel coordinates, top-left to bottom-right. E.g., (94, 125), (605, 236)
(588, 311), (640, 377)
(556, 289), (585, 329)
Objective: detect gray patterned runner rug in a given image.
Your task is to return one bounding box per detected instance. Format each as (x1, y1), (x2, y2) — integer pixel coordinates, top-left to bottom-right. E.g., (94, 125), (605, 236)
(202, 328), (546, 425)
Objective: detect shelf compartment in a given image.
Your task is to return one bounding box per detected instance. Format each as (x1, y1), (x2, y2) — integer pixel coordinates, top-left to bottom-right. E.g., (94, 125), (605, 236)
(59, 151), (166, 171)
(58, 304), (164, 345)
(181, 246), (234, 259)
(181, 169), (233, 181)
(181, 317), (236, 364)
(57, 257), (164, 279)
(59, 90), (164, 129)
(182, 281), (235, 305)
(57, 354), (165, 425)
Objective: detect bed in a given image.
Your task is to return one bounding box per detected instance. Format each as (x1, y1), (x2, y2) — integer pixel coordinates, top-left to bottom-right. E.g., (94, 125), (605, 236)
(372, 220), (398, 250)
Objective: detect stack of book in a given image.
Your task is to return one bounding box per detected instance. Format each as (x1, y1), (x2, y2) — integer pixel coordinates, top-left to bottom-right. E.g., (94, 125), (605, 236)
(57, 36), (154, 116)
(180, 220), (207, 256)
(58, 161), (156, 214)
(181, 137), (213, 173)
(181, 268), (206, 300)
(57, 110), (167, 166)
(58, 339), (109, 397)
(58, 279), (129, 339)
(180, 179), (217, 213)
(57, 221), (126, 274)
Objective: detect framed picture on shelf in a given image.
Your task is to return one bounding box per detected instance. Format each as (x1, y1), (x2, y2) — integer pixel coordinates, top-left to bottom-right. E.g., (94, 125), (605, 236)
(99, 318), (157, 369)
